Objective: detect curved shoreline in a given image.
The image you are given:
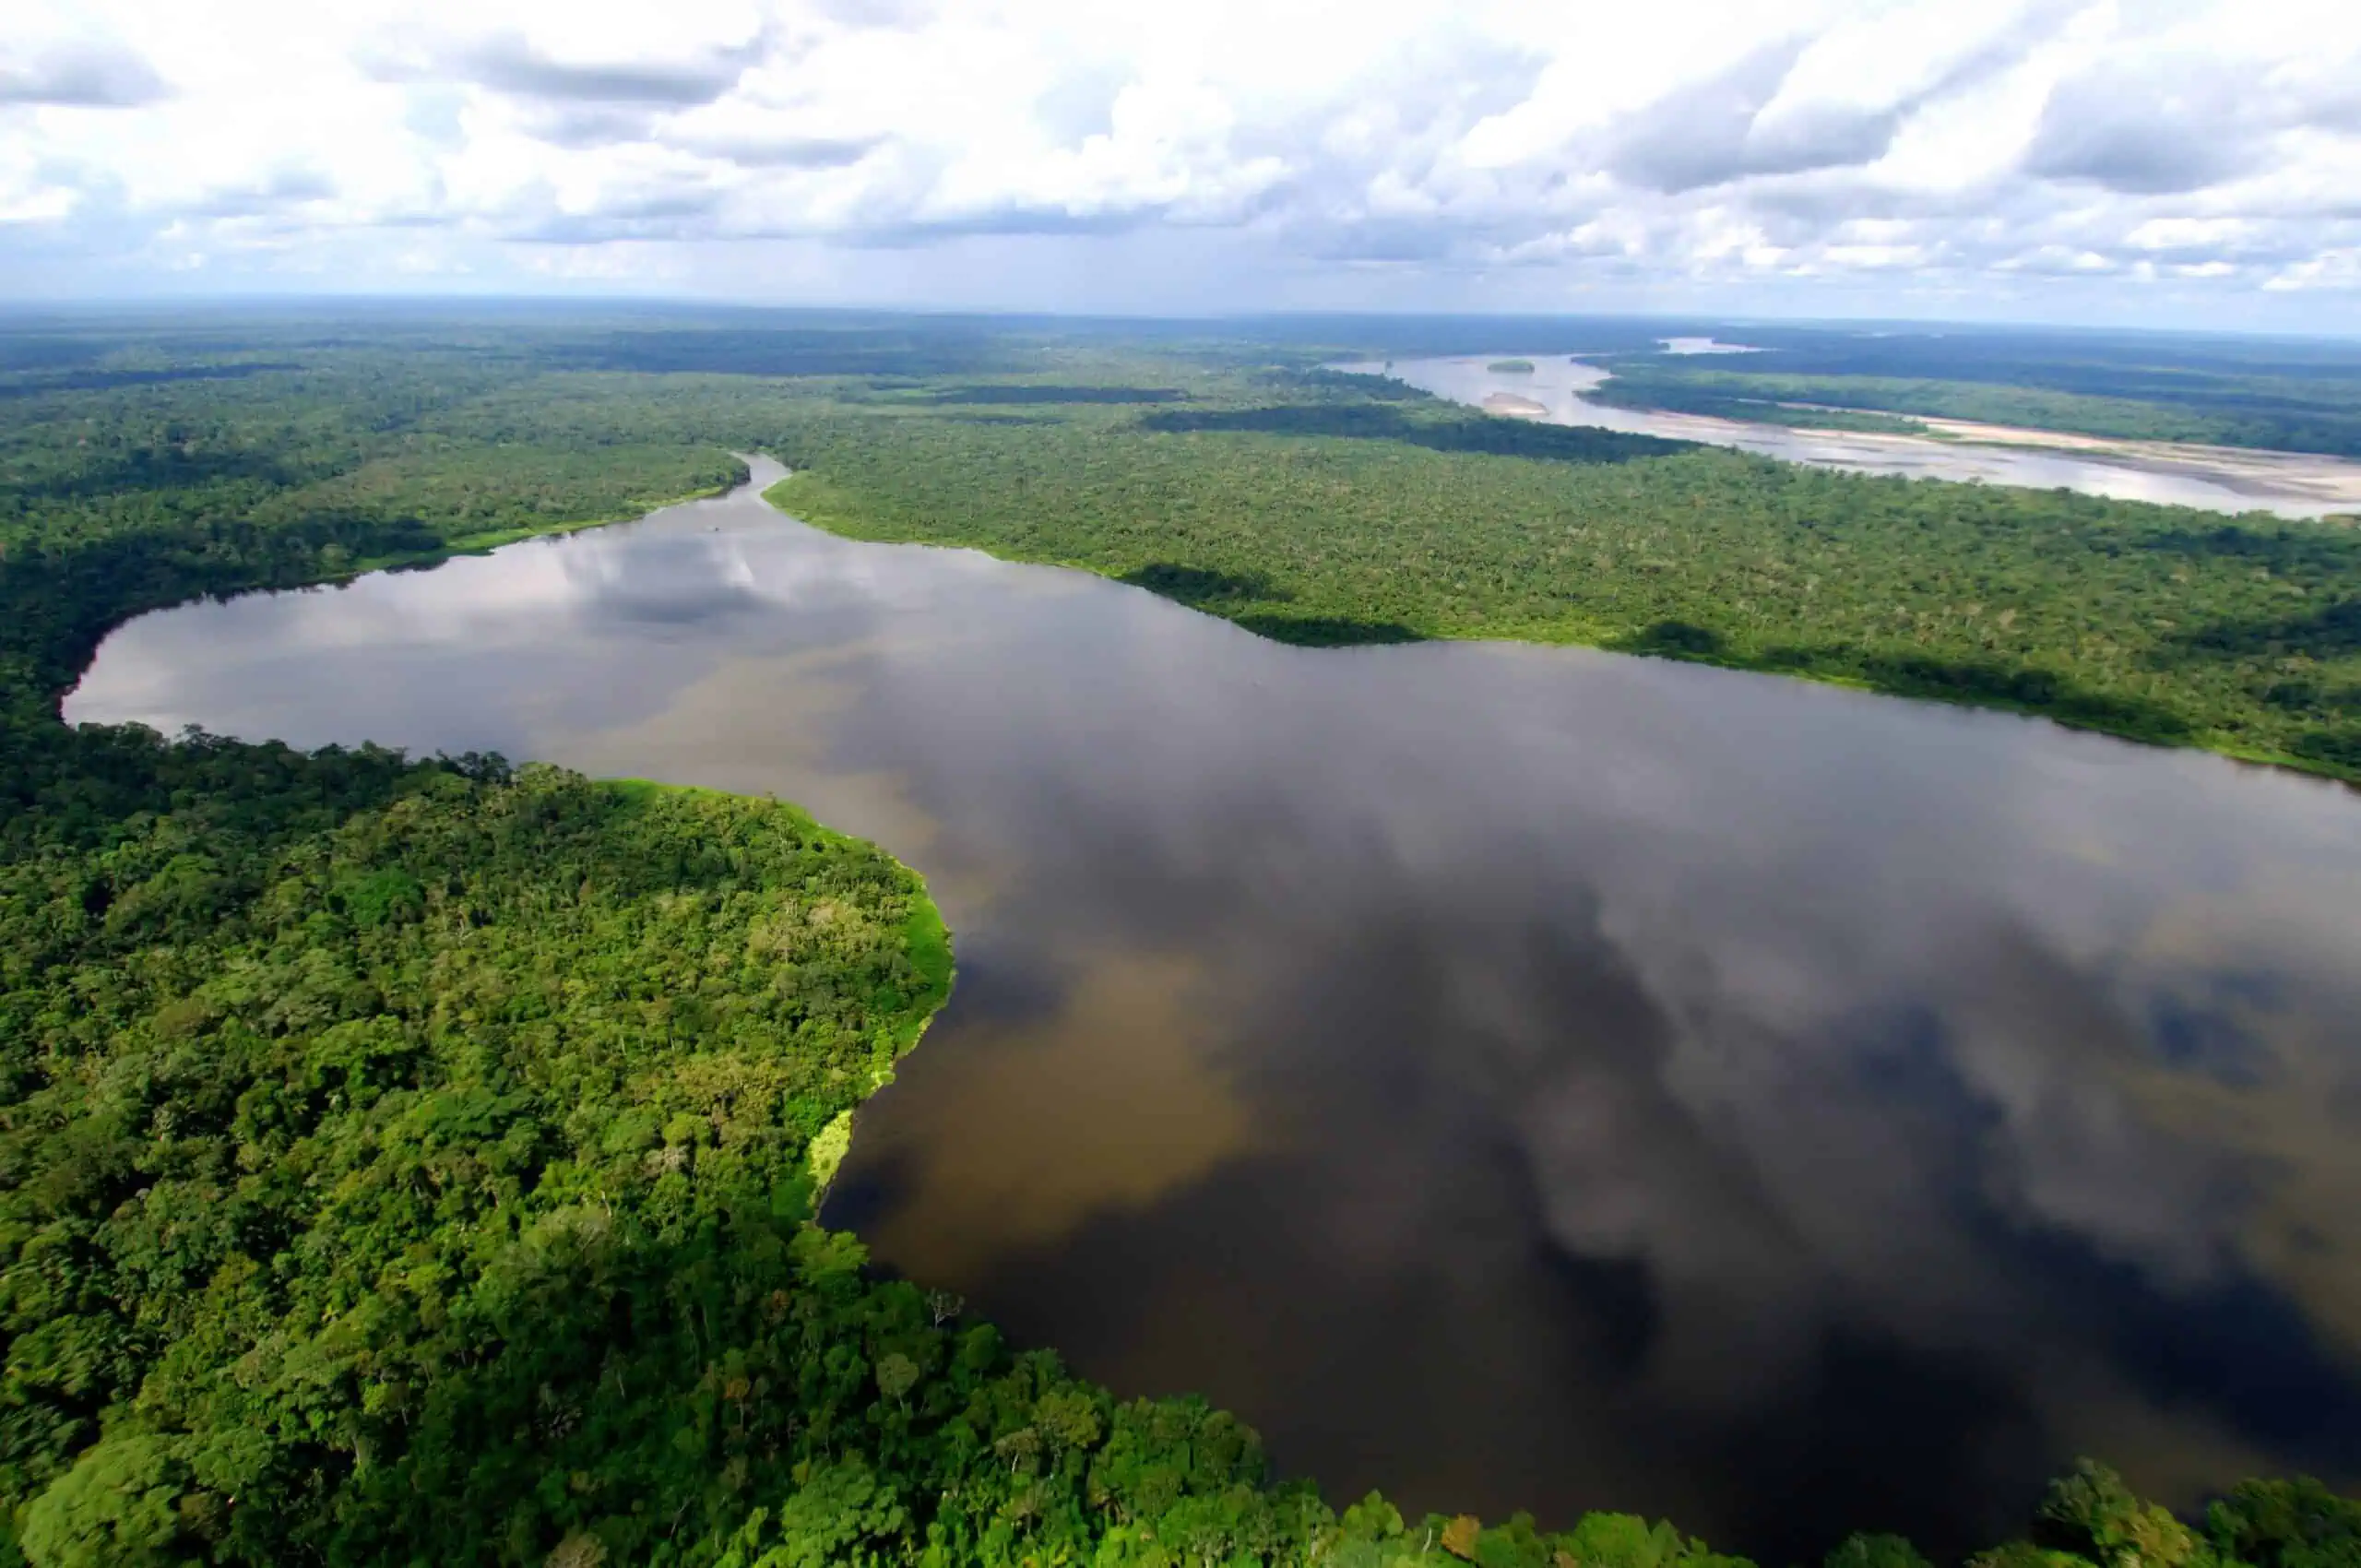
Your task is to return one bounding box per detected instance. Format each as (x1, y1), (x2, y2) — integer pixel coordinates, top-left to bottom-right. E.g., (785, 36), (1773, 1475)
(598, 775), (957, 1202)
(338, 468), (753, 583)
(32, 455), (2361, 1563)
(755, 469), (2357, 789)
(50, 460), (962, 1254)
(117, 465), (967, 1192)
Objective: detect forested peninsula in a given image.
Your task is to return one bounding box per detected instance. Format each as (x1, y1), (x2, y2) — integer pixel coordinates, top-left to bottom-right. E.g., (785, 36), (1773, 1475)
(2, 314), (2356, 1566)
(765, 373), (2361, 782)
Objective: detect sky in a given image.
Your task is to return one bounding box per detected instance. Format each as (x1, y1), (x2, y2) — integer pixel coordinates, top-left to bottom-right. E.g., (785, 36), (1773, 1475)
(5, 0), (2361, 329)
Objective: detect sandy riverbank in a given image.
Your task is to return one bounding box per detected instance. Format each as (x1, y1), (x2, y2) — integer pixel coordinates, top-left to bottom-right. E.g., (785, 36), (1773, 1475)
(1912, 417), (2361, 509)
(1376, 357), (2361, 518)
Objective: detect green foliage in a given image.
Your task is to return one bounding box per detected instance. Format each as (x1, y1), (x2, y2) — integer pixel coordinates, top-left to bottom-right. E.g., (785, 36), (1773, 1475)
(758, 375), (2361, 778)
(1829, 1534), (1940, 1568)
(2208, 1479), (2361, 1568)
(1584, 375), (1930, 433)
(0, 760), (963, 1563)
(0, 312), (2355, 1565)
(16, 1436), (193, 1568)
(2035, 1463), (2213, 1568)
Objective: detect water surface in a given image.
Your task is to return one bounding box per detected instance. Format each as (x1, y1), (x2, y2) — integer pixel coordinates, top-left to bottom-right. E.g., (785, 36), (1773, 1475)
(1359, 356), (2361, 517)
(68, 461), (2361, 1561)
(1658, 338), (1762, 355)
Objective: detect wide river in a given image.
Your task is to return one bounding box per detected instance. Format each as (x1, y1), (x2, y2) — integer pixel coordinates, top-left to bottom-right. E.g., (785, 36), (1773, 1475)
(1356, 356), (2361, 517)
(67, 458), (2361, 1560)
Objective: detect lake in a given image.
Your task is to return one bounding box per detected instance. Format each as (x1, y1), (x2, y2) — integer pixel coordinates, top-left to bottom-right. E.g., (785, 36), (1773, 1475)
(1355, 356), (2361, 518)
(66, 458), (2361, 1561)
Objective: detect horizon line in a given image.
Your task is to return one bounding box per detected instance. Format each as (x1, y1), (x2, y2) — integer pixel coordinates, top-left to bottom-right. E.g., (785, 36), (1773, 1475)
(3, 293), (2359, 346)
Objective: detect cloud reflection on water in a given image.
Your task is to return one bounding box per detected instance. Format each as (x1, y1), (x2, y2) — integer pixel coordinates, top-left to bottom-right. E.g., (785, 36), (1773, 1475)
(65, 460), (2361, 1561)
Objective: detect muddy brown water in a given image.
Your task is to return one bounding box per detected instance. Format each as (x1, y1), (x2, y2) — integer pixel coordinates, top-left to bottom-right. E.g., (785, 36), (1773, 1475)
(67, 459), (2361, 1562)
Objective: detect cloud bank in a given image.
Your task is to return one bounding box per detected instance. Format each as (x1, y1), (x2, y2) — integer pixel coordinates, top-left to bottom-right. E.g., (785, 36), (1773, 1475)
(4, 0), (2358, 324)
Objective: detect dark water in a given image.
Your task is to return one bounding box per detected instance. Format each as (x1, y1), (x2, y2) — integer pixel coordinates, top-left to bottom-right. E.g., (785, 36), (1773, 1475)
(68, 461), (2361, 1561)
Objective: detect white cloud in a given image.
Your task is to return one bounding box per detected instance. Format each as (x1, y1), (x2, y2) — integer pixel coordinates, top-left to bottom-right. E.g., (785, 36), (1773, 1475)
(0, 40), (169, 108)
(1, 0), (2358, 323)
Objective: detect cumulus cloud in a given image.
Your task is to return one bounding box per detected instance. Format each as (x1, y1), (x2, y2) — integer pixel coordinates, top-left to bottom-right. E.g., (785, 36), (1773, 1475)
(1, 0), (2358, 319)
(1605, 43), (1871, 194)
(188, 166), (338, 220)
(2023, 58), (2266, 194)
(0, 39), (168, 107)
(457, 35), (761, 106)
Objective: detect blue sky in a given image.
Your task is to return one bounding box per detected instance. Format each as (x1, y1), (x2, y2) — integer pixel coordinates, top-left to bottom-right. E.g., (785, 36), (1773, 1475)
(6, 0), (2360, 330)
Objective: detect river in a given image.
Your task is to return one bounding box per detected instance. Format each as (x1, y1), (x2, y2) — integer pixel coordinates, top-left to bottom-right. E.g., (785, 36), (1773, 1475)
(1352, 356), (2361, 518)
(65, 458), (2361, 1560)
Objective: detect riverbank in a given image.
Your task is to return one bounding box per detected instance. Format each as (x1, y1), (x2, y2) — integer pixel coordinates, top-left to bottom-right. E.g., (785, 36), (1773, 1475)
(343, 467), (751, 577)
(0, 716), (987, 1565)
(13, 311), (2361, 1565)
(599, 774), (957, 1204)
(3, 446), (1002, 1562)
(40, 452), (2361, 1566)
(1365, 356), (2361, 519)
(758, 432), (2360, 788)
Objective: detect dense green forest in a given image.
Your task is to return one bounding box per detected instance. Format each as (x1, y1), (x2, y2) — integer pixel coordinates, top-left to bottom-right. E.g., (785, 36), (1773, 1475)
(752, 371), (2361, 778)
(1585, 386), (1930, 435)
(2, 311), (2358, 1565)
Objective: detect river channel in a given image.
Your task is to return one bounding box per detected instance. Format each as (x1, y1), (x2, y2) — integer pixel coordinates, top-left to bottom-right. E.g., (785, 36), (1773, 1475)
(65, 458), (2361, 1561)
(1357, 356), (2361, 518)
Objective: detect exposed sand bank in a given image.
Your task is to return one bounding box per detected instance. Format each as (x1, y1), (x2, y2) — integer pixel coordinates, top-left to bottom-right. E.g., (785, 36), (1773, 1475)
(1482, 392), (1550, 418)
(1367, 357), (2361, 519)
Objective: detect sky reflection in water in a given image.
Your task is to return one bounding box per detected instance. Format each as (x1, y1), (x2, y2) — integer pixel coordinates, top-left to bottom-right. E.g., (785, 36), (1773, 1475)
(67, 462), (2361, 1561)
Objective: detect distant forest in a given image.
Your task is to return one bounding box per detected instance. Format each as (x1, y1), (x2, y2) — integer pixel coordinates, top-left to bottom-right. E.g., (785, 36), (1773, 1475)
(1559, 328), (2361, 457)
(1, 310), (2357, 1566)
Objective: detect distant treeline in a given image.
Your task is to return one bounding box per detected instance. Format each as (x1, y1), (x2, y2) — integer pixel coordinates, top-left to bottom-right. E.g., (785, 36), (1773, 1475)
(1581, 343), (2361, 458)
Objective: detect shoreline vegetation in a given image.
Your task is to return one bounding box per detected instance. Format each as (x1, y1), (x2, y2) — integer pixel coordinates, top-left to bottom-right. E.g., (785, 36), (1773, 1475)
(3, 314), (2358, 1565)
(1572, 376), (2361, 496)
(346, 474), (749, 577)
(1574, 352), (2361, 466)
(757, 376), (2361, 785)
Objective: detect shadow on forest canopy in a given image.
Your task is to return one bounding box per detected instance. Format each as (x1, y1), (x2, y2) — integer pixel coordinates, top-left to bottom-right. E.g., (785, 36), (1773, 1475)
(2158, 596), (2361, 665)
(538, 329), (1017, 378)
(0, 362), (303, 400)
(1616, 621), (2197, 743)
(1116, 562), (1425, 647)
(921, 385), (1192, 405)
(1136, 402), (1691, 465)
